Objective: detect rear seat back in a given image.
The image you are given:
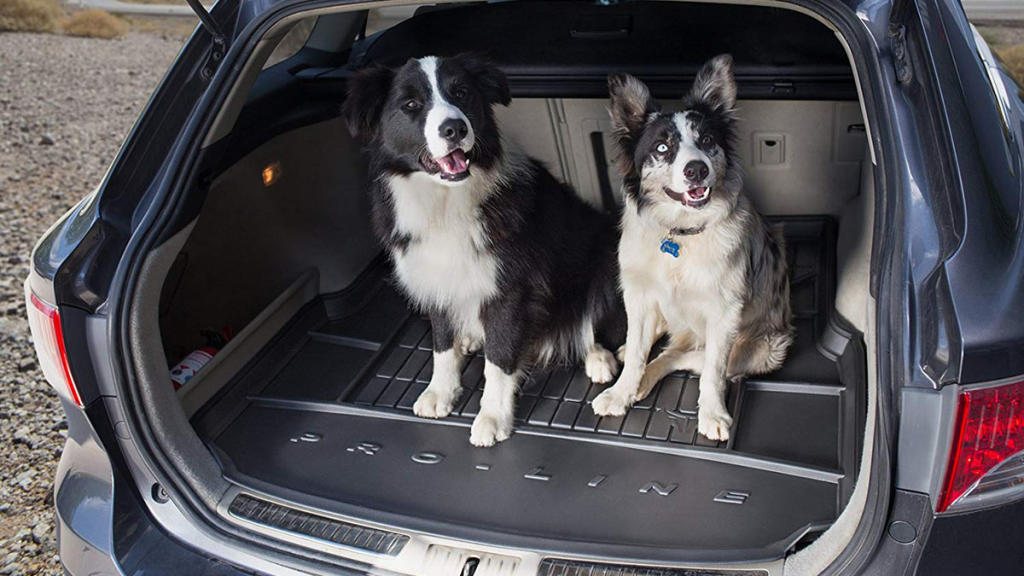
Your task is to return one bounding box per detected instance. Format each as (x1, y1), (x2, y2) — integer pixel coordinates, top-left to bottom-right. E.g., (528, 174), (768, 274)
(497, 99), (867, 216)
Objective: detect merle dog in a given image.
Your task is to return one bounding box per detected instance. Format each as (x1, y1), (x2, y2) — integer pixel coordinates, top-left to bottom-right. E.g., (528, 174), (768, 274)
(594, 55), (793, 441)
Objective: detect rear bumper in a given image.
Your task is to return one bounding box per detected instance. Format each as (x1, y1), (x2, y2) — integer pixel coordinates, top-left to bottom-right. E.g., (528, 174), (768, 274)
(916, 497), (1024, 575)
(53, 406), (1024, 576)
(53, 400), (118, 576)
(54, 401), (255, 576)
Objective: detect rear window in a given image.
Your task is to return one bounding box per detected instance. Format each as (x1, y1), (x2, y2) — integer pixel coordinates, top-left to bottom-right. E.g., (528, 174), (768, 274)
(365, 5), (416, 35)
(263, 17), (318, 69)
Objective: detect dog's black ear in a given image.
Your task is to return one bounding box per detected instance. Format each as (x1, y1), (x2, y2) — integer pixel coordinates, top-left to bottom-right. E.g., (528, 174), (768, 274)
(607, 73), (658, 175)
(690, 54), (737, 111)
(458, 54), (511, 106)
(342, 65), (395, 140)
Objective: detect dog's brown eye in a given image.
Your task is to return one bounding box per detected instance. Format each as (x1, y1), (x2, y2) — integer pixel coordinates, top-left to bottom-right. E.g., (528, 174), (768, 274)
(699, 134), (714, 148)
(403, 99), (422, 112)
(450, 86), (468, 100)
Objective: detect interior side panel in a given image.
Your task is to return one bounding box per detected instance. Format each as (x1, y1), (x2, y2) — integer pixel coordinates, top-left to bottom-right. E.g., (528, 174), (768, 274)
(160, 117), (377, 358)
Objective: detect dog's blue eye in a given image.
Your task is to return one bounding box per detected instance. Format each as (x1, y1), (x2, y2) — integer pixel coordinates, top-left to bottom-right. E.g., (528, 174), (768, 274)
(403, 99), (422, 112)
(656, 143), (669, 154)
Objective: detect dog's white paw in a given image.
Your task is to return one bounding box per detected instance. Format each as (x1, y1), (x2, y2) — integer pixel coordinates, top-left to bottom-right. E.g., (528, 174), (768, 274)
(469, 410), (513, 447)
(585, 348), (619, 383)
(413, 387), (458, 419)
(697, 404), (734, 441)
(460, 336), (483, 355)
(615, 344), (627, 363)
(592, 387), (632, 417)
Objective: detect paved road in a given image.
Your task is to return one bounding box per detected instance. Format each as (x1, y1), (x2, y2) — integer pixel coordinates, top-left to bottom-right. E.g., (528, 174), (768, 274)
(963, 0), (1024, 21)
(63, 0), (194, 17)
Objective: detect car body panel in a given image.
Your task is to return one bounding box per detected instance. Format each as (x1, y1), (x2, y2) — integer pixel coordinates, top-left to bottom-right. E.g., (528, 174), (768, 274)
(25, 0), (1024, 574)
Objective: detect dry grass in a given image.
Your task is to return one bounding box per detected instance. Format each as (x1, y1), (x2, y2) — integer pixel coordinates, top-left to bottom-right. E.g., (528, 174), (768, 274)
(978, 24), (1024, 86)
(122, 14), (197, 39)
(62, 9), (127, 39)
(995, 44), (1024, 86)
(0, 0), (61, 33)
(119, 0), (213, 5)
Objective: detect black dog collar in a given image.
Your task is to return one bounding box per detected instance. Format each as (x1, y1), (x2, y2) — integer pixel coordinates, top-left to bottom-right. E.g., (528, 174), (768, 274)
(659, 225), (705, 258)
(669, 225), (706, 237)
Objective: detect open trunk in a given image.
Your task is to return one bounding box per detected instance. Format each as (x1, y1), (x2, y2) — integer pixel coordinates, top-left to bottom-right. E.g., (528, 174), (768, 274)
(131, 1), (879, 572)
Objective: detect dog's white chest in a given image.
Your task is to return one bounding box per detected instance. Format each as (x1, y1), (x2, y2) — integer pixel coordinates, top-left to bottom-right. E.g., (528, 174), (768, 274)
(620, 213), (740, 332)
(387, 174), (499, 321)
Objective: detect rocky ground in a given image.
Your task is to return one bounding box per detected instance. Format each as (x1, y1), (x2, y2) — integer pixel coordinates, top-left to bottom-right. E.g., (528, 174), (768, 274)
(0, 30), (183, 576)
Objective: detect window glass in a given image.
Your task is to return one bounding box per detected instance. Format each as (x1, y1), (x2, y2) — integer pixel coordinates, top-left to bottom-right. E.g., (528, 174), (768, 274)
(365, 6), (417, 36)
(263, 16), (318, 69)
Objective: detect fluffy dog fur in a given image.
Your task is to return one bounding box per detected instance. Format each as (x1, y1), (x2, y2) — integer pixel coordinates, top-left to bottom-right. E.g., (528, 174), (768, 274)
(343, 54), (622, 446)
(594, 55), (793, 441)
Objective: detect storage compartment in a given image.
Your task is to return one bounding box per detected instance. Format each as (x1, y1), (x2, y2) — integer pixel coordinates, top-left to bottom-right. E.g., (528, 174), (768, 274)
(185, 217), (864, 562)
(132, 1), (879, 571)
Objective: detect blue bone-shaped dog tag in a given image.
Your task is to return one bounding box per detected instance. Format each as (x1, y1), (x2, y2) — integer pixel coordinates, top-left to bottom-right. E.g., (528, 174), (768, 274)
(659, 238), (680, 258)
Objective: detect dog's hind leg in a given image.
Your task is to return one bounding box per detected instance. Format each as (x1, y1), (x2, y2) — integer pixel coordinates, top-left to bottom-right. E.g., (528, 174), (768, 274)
(460, 336), (484, 355)
(414, 312), (465, 419)
(633, 332), (700, 402)
(581, 320), (619, 384)
(585, 345), (619, 384)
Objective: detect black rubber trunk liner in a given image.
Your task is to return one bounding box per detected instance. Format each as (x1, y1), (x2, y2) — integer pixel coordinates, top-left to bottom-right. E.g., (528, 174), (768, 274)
(197, 216), (865, 563)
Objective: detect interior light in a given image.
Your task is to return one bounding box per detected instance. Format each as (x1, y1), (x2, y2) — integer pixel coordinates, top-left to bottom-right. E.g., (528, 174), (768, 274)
(262, 161), (281, 187)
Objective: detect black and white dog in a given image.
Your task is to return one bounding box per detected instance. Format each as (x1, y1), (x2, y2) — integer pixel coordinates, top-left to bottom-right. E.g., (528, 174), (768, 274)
(593, 55), (793, 441)
(343, 54), (622, 446)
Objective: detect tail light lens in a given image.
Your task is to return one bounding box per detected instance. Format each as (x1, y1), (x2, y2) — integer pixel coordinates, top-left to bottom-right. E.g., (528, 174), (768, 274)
(25, 284), (82, 408)
(938, 380), (1024, 512)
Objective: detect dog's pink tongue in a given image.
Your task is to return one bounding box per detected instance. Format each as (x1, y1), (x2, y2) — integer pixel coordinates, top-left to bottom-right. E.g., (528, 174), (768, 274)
(438, 149), (468, 174)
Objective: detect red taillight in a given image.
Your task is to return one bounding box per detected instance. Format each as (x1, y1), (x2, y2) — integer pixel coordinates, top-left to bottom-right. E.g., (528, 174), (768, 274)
(25, 288), (82, 408)
(938, 380), (1024, 512)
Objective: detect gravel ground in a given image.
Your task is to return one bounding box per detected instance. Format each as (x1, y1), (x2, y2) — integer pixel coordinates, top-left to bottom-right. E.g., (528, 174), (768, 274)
(0, 31), (183, 576)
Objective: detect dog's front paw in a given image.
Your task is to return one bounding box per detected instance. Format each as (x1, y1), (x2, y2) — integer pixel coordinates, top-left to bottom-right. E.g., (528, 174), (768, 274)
(697, 404), (734, 441)
(469, 410), (513, 447)
(413, 387), (458, 419)
(592, 387), (633, 417)
(585, 347), (619, 383)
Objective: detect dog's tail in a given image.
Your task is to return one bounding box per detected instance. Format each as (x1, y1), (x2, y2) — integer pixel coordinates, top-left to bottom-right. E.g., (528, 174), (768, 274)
(728, 330), (794, 378)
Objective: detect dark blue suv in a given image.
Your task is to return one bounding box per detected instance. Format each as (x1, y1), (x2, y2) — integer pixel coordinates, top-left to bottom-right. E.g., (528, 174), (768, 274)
(25, 1), (1024, 574)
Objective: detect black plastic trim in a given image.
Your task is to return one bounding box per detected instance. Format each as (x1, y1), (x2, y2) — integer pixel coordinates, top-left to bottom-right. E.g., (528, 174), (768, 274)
(227, 494), (409, 556)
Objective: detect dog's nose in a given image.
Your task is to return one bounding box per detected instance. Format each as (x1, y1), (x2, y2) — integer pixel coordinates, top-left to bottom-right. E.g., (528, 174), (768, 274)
(439, 118), (468, 143)
(683, 160), (709, 182)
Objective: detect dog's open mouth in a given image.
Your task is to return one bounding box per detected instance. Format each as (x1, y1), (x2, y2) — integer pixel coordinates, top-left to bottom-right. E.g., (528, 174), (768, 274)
(421, 149), (471, 181)
(664, 186), (711, 208)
